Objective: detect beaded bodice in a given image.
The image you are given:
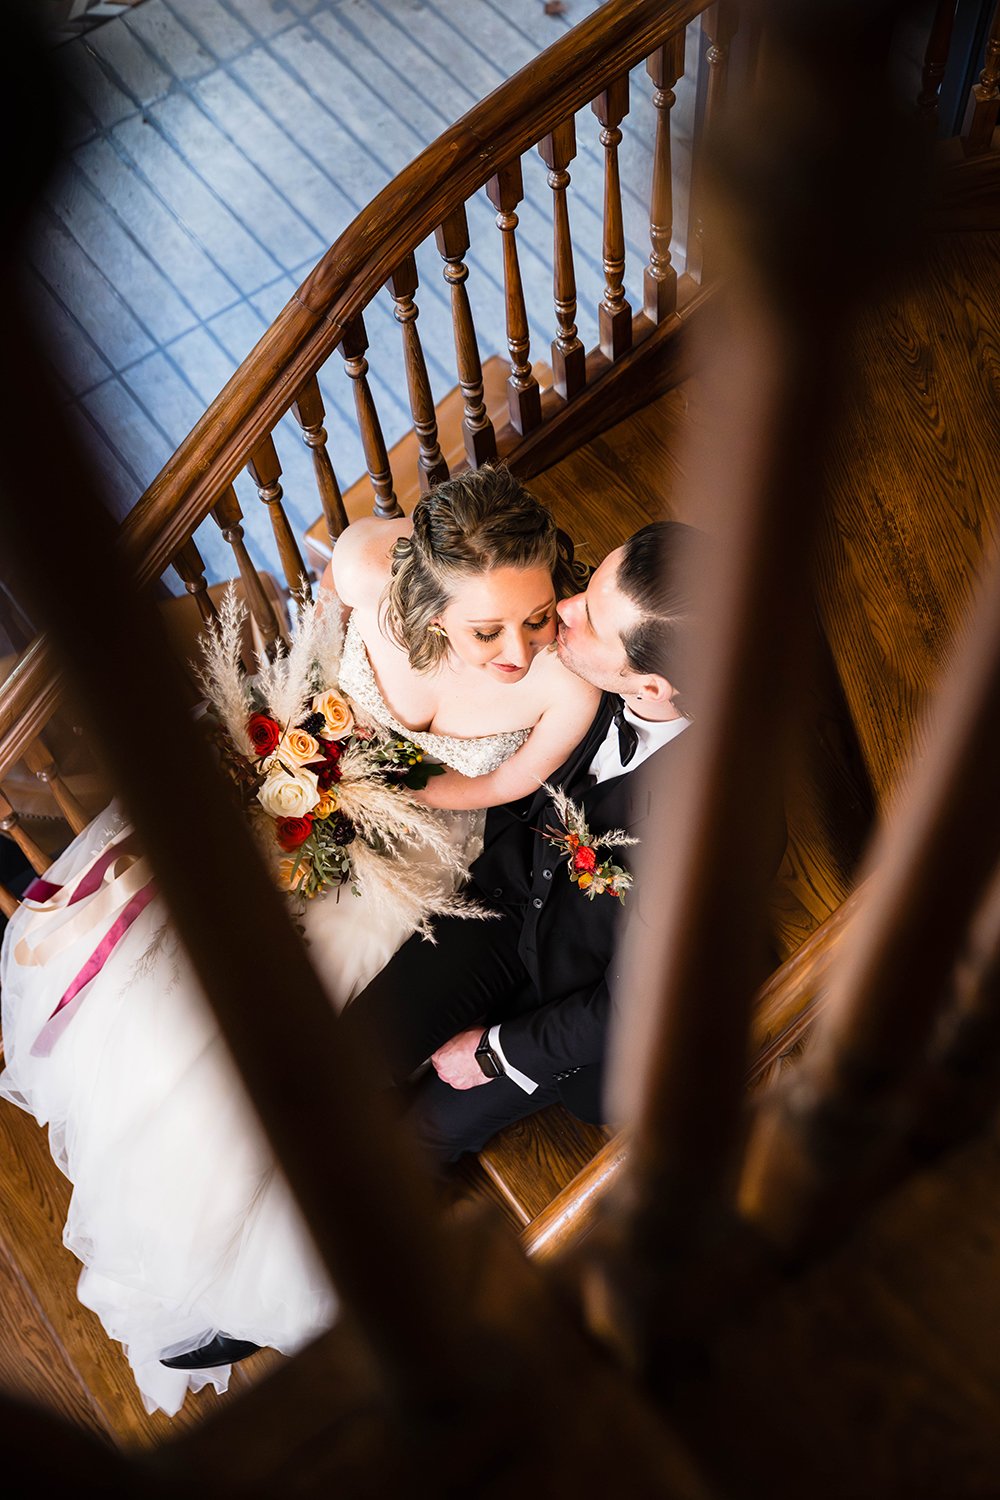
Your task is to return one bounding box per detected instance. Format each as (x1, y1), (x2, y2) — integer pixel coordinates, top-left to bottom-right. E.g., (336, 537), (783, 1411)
(338, 614), (532, 777)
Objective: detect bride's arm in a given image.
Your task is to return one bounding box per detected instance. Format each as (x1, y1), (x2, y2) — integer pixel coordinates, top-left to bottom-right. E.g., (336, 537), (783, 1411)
(414, 675), (601, 810)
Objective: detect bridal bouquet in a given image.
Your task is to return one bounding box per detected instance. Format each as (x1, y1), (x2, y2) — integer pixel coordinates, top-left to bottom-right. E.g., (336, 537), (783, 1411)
(196, 591), (471, 934)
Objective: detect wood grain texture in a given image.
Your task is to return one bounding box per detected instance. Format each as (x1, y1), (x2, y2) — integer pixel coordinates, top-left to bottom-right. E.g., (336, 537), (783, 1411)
(818, 232), (1000, 811)
(0, 1235), (108, 1443)
(670, 1116), (1000, 1500)
(476, 1106), (611, 1227)
(0, 1100), (230, 1448)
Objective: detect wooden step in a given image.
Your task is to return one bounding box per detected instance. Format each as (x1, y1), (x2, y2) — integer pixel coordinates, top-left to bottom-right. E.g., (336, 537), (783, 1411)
(474, 1104), (611, 1229)
(303, 356), (551, 571)
(0, 1099), (236, 1445)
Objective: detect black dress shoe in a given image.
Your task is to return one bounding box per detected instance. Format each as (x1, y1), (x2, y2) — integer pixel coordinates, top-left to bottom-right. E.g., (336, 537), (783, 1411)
(160, 1334), (261, 1370)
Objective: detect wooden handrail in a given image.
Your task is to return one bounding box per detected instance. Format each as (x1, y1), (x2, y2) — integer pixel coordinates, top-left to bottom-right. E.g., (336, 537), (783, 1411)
(0, 0), (709, 784)
(523, 886), (864, 1262)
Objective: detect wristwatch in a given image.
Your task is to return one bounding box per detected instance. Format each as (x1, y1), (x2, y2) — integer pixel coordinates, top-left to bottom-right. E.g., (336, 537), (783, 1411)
(474, 1028), (505, 1079)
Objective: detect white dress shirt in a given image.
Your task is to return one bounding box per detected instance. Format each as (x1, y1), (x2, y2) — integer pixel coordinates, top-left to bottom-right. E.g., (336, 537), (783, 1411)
(491, 702), (690, 1092)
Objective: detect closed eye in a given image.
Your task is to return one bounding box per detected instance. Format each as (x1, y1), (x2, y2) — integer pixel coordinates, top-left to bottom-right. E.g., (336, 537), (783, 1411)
(527, 613), (552, 632)
(473, 627), (502, 642)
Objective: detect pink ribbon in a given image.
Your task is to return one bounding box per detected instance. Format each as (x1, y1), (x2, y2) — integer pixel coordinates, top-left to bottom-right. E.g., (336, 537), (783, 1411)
(19, 831), (159, 1059)
(29, 879), (158, 1058)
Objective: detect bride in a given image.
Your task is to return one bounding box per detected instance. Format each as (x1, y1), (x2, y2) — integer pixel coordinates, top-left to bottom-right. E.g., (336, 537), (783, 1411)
(0, 467), (600, 1417)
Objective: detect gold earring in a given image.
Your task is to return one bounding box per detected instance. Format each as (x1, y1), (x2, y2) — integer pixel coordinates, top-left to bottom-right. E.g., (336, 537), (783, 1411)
(429, 623), (448, 639)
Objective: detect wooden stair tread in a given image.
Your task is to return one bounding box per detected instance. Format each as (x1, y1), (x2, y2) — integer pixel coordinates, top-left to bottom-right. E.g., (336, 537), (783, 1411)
(304, 356), (552, 568)
(0, 1099), (231, 1446)
(818, 230), (1000, 811)
(474, 1103), (611, 1228)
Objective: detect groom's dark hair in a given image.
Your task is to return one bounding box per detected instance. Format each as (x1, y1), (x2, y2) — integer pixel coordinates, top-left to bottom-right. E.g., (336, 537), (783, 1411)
(616, 521), (706, 703)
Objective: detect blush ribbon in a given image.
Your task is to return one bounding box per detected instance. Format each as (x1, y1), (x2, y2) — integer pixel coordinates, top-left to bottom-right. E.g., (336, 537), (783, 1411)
(13, 824), (157, 1057)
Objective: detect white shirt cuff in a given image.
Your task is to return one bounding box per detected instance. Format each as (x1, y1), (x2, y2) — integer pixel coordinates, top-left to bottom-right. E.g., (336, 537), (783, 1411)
(488, 1023), (538, 1094)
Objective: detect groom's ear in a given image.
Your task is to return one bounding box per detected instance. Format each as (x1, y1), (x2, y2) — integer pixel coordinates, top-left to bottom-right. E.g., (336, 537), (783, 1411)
(636, 673), (674, 707)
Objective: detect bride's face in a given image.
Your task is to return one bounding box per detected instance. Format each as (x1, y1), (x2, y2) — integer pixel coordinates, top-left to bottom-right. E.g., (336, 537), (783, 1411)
(436, 564), (557, 683)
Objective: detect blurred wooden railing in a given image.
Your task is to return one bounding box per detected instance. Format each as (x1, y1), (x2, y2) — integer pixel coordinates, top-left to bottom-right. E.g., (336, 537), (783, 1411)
(4, 0), (1000, 1489)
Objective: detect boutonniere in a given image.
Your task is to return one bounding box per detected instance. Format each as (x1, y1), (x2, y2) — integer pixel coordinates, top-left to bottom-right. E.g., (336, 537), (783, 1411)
(538, 784), (638, 904)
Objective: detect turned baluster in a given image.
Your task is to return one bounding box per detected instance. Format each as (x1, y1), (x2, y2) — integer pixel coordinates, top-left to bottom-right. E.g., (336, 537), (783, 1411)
(918, 0), (958, 125)
(291, 374), (349, 548)
(644, 34), (687, 324)
(592, 75), (633, 362)
(211, 485), (284, 656)
(435, 207), (497, 468)
(337, 315), (402, 519)
(689, 3), (740, 284)
(486, 161), (542, 436)
(963, 0), (1000, 156)
(538, 120), (586, 402)
(387, 254), (449, 493)
(0, 787), (51, 874)
(20, 732), (88, 835)
(246, 434), (312, 599)
(0, 880), (18, 919)
(172, 537), (221, 637)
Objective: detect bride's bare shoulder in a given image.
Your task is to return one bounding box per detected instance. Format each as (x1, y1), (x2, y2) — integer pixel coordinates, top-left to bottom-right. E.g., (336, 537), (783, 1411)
(323, 517), (412, 608)
(529, 645), (601, 716)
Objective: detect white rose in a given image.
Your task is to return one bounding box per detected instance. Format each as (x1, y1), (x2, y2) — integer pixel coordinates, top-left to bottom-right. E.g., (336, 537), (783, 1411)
(256, 763), (321, 819)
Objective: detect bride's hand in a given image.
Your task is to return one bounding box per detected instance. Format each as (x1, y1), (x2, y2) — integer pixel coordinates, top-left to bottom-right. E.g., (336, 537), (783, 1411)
(430, 1029), (490, 1090)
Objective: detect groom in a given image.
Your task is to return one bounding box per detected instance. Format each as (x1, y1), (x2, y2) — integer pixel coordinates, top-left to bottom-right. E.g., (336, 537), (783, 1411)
(341, 519), (719, 1160)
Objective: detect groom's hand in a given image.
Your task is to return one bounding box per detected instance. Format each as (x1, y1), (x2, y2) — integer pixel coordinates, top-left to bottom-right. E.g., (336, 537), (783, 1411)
(430, 1029), (490, 1090)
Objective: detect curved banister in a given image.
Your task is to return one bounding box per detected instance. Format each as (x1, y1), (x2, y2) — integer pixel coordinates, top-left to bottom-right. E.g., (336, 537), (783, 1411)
(0, 0), (708, 781)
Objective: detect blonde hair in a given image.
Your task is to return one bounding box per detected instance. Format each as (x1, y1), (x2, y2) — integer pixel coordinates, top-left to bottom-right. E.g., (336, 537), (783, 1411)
(382, 467), (584, 672)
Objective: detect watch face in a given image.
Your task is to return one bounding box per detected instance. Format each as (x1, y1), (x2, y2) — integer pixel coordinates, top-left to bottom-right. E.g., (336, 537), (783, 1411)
(475, 1044), (503, 1079)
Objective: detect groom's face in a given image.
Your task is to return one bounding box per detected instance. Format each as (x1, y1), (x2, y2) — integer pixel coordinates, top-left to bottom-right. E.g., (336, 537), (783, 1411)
(555, 548), (642, 692)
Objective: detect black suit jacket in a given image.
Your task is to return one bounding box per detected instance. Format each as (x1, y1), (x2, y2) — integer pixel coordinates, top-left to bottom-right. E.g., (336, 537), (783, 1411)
(466, 693), (699, 1121)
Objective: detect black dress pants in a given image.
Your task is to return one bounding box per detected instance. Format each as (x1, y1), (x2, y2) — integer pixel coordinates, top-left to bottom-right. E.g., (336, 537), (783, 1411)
(340, 896), (558, 1160)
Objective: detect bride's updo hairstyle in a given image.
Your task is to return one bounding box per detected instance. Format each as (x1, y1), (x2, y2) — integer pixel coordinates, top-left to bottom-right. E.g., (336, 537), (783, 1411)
(383, 466), (584, 672)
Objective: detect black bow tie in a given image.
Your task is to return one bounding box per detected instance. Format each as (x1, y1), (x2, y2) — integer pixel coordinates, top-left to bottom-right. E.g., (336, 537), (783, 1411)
(613, 699), (639, 767)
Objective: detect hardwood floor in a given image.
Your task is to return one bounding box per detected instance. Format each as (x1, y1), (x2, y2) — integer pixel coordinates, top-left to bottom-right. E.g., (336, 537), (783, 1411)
(817, 229), (1000, 812)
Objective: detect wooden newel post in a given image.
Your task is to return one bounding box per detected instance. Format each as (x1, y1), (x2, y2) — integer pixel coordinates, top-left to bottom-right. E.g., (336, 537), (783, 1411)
(917, 0), (958, 126)
(486, 160), (542, 436)
(173, 537), (221, 636)
(211, 485), (284, 656)
(963, 0), (1000, 156)
(246, 433), (312, 600)
(0, 786), (51, 874)
(435, 206), (497, 469)
(644, 33), (686, 324)
(337, 314), (403, 519)
(593, 74), (633, 362)
(291, 374), (349, 548)
(539, 118), (586, 402)
(387, 253), (450, 494)
(21, 732), (89, 835)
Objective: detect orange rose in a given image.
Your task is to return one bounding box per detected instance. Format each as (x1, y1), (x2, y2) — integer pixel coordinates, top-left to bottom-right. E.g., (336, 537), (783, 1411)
(315, 789), (339, 819)
(276, 728), (322, 766)
(312, 689), (354, 741)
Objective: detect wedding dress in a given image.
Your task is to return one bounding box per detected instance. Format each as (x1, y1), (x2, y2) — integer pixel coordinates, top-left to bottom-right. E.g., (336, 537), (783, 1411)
(0, 613), (530, 1416)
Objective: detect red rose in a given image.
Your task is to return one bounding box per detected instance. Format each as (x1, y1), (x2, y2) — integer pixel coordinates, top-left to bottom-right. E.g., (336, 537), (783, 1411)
(247, 712), (282, 759)
(573, 845), (597, 874)
(276, 815), (313, 851)
(316, 740), (344, 788)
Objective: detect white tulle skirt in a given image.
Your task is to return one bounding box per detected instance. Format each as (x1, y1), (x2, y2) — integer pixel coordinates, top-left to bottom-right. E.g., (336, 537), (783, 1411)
(0, 800), (480, 1416)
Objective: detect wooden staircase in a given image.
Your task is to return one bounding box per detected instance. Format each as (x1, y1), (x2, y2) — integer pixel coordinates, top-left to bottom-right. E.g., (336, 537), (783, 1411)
(1, 0), (1000, 1479)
